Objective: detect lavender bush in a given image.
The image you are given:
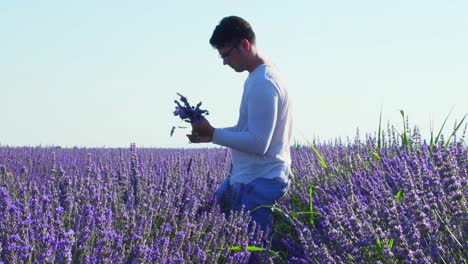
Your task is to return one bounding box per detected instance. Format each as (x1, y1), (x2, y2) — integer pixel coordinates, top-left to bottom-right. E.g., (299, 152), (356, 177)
(0, 129), (466, 263)
(280, 131), (467, 263)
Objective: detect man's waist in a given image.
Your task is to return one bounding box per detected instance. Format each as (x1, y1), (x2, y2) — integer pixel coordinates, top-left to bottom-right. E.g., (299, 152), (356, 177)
(229, 162), (290, 184)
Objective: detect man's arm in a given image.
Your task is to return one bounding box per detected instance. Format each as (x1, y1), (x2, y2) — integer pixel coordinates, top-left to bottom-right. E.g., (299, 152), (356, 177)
(213, 83), (278, 155)
(188, 119), (238, 143)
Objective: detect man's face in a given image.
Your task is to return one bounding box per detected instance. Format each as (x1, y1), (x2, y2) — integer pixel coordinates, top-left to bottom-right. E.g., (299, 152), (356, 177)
(218, 45), (244, 72)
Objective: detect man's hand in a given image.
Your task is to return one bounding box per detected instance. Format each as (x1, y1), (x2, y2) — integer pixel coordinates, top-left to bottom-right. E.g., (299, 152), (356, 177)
(186, 117), (215, 143)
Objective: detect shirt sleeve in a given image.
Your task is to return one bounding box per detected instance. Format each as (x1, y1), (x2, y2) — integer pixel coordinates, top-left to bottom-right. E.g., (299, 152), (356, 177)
(223, 126), (237, 132)
(212, 81), (278, 155)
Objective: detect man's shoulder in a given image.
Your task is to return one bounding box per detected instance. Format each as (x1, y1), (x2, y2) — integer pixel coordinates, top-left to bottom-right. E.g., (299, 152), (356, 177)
(245, 65), (286, 97)
(249, 65), (282, 83)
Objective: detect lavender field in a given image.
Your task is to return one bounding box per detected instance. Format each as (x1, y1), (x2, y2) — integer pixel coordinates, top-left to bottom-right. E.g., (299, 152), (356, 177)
(0, 132), (466, 263)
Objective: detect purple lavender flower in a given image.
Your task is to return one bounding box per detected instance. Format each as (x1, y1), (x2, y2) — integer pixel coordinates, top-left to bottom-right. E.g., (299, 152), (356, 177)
(56, 229), (75, 263)
(171, 93), (209, 137)
(170, 126), (176, 137)
(173, 93), (209, 123)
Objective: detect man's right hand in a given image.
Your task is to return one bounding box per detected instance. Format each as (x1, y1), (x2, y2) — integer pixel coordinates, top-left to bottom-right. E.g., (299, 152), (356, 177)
(191, 117), (215, 138)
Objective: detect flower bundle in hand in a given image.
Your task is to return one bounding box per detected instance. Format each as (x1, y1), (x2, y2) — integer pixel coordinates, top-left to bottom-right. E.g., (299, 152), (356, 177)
(173, 93), (209, 123)
(171, 93), (209, 136)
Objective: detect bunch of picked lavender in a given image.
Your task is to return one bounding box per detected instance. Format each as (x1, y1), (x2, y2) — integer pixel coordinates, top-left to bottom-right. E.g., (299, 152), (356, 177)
(171, 93), (209, 136)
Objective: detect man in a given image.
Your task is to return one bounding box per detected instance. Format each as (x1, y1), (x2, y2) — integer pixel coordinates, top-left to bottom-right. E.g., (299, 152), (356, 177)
(188, 16), (293, 232)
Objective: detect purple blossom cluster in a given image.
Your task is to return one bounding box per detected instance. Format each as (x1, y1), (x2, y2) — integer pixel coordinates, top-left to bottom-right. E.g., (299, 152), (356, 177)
(173, 93), (209, 125)
(171, 93), (209, 137)
(0, 129), (466, 263)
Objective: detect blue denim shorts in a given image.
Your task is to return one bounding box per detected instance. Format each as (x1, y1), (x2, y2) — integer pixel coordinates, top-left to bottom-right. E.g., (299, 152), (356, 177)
(214, 177), (289, 231)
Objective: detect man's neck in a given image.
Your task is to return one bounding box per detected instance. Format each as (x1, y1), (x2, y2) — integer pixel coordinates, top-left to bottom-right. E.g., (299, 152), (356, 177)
(246, 55), (266, 73)
(246, 46), (266, 73)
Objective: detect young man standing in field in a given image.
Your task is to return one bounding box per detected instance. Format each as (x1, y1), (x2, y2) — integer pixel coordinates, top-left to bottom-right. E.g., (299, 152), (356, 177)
(188, 16), (293, 234)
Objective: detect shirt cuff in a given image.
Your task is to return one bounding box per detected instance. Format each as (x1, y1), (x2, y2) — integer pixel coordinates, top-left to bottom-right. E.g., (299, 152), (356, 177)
(212, 128), (229, 147)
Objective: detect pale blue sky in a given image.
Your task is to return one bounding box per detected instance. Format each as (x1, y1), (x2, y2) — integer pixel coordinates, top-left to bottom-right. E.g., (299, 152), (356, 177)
(1, 0), (467, 148)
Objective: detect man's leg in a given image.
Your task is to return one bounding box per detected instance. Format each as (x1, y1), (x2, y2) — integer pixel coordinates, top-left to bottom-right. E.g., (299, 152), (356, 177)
(214, 177), (234, 215)
(240, 178), (289, 232)
(216, 177), (289, 230)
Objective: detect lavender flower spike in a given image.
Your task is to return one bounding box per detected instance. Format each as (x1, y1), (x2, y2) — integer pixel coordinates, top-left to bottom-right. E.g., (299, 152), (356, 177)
(171, 93), (209, 136)
(173, 93), (209, 123)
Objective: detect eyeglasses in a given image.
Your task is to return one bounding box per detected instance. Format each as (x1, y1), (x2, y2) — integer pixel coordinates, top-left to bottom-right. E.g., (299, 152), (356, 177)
(219, 46), (237, 59)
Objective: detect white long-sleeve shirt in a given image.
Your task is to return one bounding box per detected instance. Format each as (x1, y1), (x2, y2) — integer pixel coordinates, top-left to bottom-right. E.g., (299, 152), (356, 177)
(212, 64), (293, 184)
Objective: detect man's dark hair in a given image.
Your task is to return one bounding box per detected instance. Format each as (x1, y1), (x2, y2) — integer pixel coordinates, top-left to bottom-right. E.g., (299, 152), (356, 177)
(209, 16), (256, 49)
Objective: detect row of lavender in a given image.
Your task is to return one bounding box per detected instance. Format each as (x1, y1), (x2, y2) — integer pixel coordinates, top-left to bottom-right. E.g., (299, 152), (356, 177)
(0, 135), (466, 263)
(282, 135), (467, 263)
(0, 145), (270, 263)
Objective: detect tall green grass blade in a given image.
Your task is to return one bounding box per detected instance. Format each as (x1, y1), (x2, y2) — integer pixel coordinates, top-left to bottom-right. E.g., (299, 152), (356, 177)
(373, 239), (385, 261)
(293, 139), (301, 150)
(227, 246), (242, 251)
(228, 246), (267, 252)
(395, 190), (403, 202)
(365, 160), (372, 168)
(251, 205), (297, 228)
(433, 107), (453, 149)
(399, 110), (411, 151)
(445, 113), (467, 148)
(347, 173), (355, 203)
(88, 231), (98, 251)
(376, 239), (383, 250)
(369, 151), (381, 160)
(434, 209), (463, 248)
(387, 238), (394, 250)
(309, 185), (314, 225)
(206, 245), (280, 257)
(290, 170), (301, 189)
(293, 211), (323, 216)
(306, 141), (328, 170)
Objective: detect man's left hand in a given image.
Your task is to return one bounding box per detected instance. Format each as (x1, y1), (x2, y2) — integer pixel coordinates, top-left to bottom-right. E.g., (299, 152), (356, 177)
(187, 117), (215, 143)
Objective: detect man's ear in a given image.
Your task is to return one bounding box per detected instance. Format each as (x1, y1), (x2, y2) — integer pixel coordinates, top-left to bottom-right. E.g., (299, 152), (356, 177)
(239, 39), (251, 51)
